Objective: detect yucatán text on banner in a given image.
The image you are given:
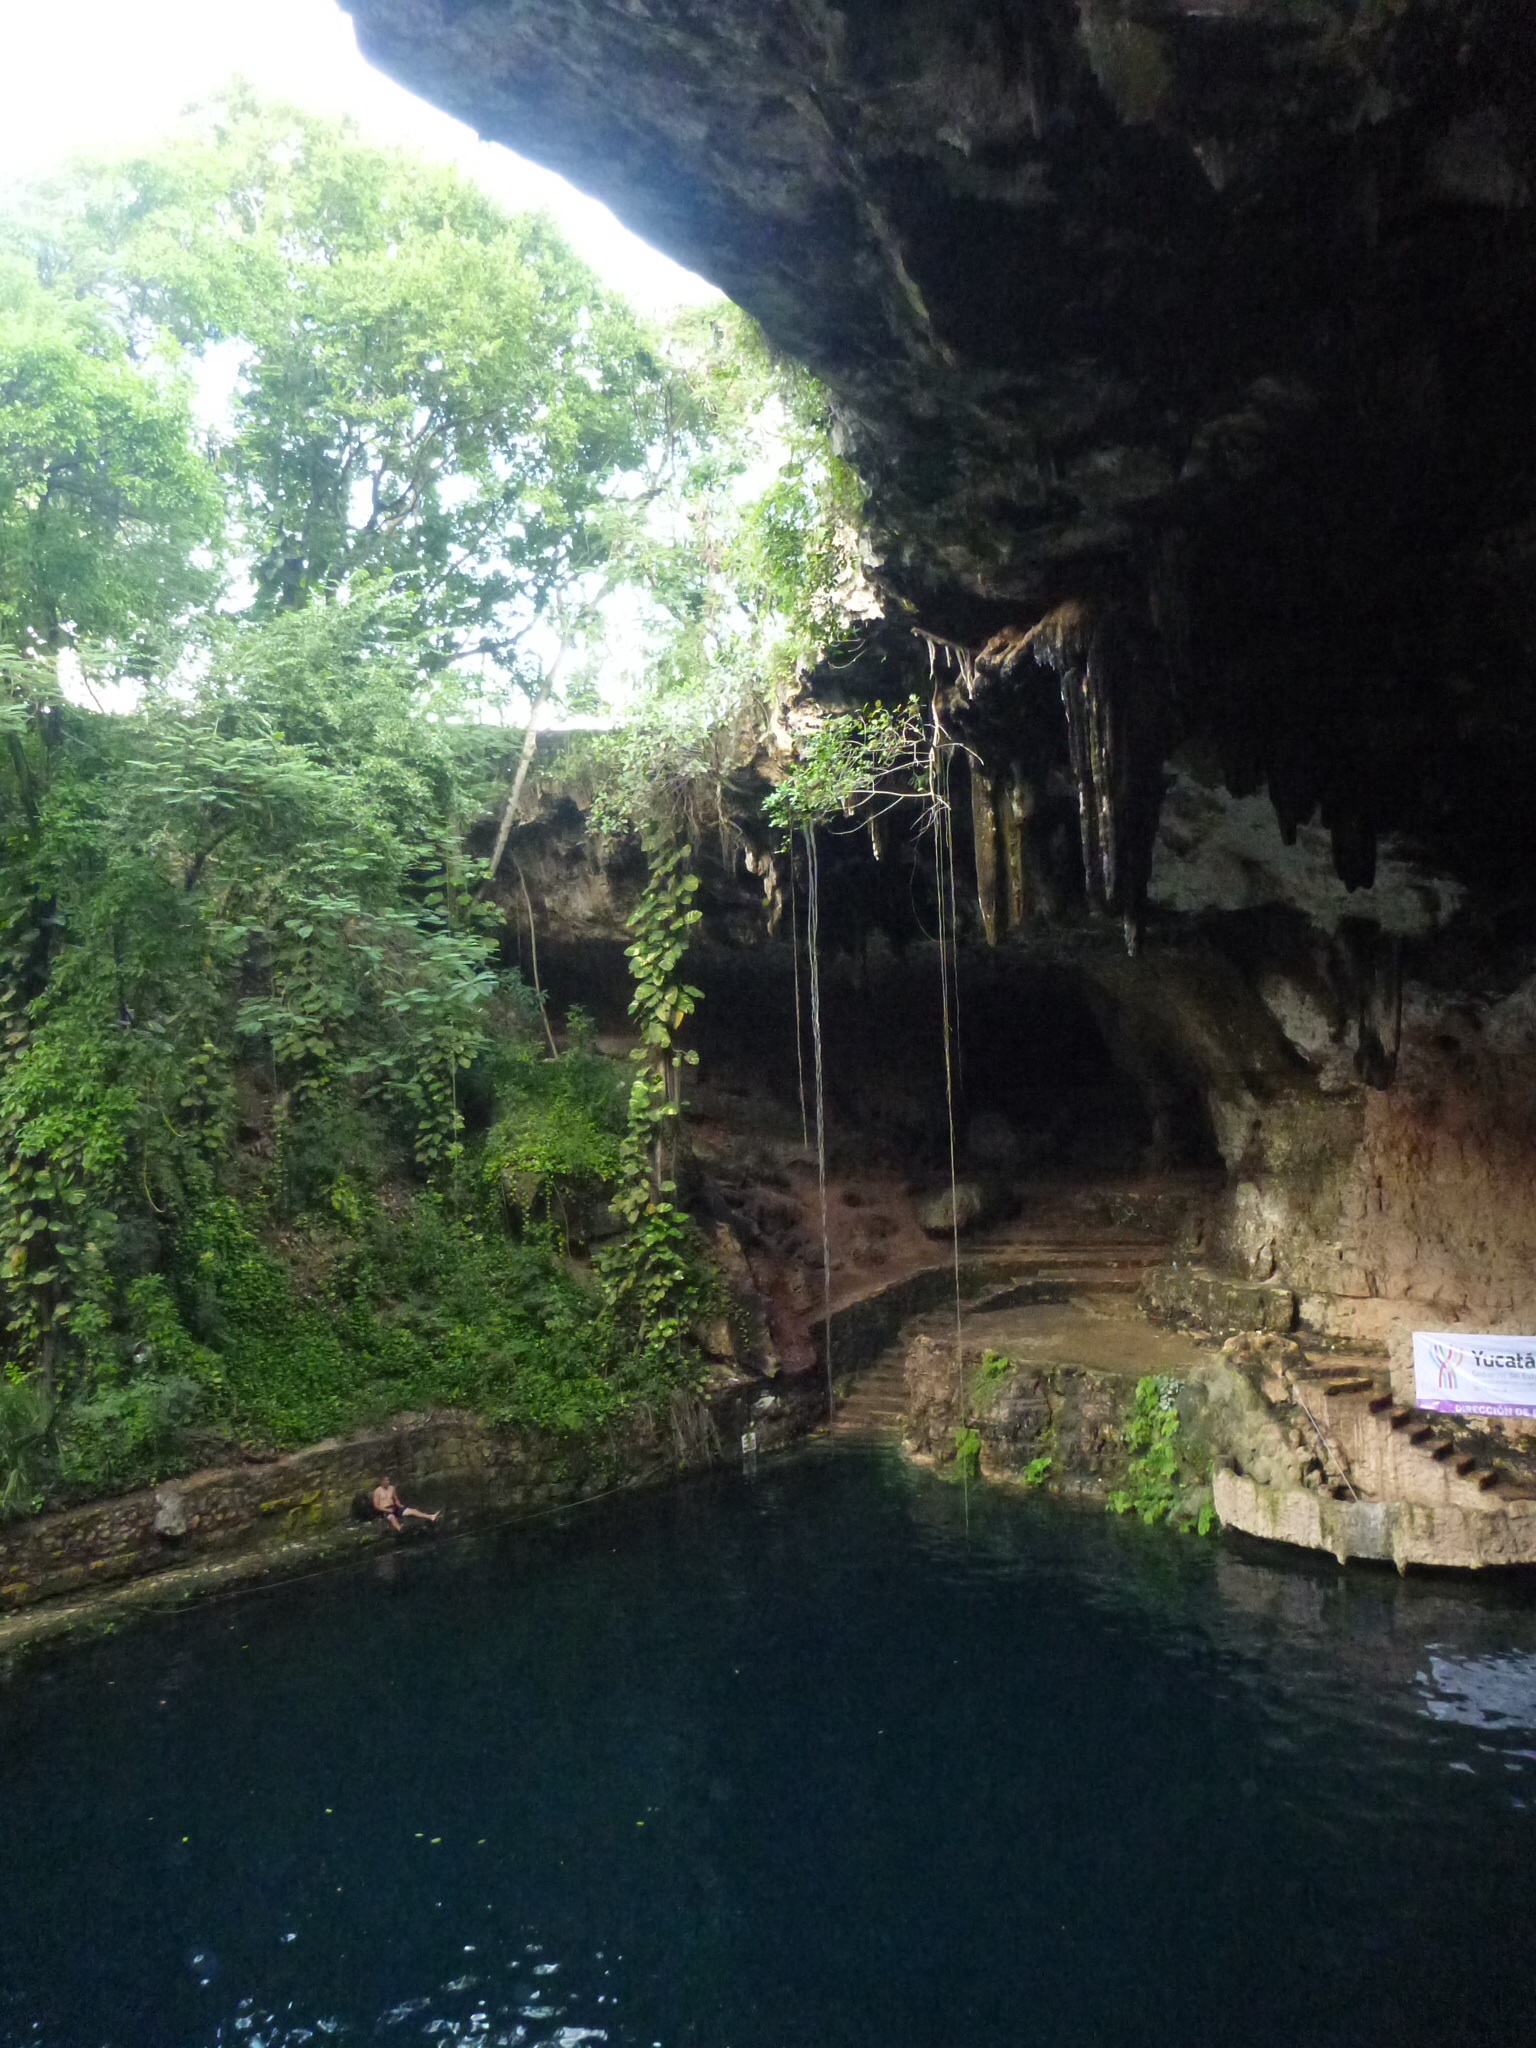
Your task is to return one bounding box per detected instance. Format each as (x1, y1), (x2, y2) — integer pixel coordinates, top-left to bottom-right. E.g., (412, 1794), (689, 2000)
(1413, 1331), (1536, 1419)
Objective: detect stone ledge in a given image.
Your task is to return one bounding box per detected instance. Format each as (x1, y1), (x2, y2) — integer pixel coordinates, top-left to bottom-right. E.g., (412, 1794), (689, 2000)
(1139, 1263), (1296, 1340)
(1213, 1465), (1536, 1571)
(0, 1372), (824, 1622)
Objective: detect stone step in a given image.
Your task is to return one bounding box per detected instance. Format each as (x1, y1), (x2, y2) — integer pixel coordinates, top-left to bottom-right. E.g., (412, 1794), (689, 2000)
(975, 1271), (1149, 1301)
(833, 1360), (909, 1436)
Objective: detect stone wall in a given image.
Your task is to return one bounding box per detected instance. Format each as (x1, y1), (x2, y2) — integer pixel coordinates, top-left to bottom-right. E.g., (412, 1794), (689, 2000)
(902, 1330), (1202, 1507)
(0, 1372), (822, 1617)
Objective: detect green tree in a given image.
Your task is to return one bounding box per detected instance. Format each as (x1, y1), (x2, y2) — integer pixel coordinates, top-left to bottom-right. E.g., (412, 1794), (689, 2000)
(7, 95), (711, 874)
(0, 102), (867, 1503)
(585, 304), (868, 839)
(0, 257), (219, 661)
(13, 97), (683, 671)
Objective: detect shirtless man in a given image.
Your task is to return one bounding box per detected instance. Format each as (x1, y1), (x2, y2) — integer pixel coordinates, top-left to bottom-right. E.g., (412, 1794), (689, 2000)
(371, 1477), (440, 1532)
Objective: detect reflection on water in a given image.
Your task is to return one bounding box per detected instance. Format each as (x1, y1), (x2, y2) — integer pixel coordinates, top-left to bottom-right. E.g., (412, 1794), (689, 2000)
(1420, 1650), (1536, 1731)
(3, 1443), (1536, 2048)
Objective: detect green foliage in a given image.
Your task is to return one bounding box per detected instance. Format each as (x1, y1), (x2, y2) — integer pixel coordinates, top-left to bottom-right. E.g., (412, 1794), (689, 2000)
(0, 1375), (56, 1518)
(580, 306), (868, 844)
(763, 698), (929, 834)
(599, 838), (711, 1379)
(0, 102), (860, 1514)
(57, 1373), (211, 1499)
(10, 95), (681, 698)
(1022, 1454), (1054, 1489)
(482, 1049), (625, 1245)
(1107, 1376), (1201, 1528)
(169, 1193), (626, 1447)
(954, 1424), (983, 1478)
(976, 1348), (1013, 1388)
(0, 595), (506, 1380)
(0, 258), (220, 660)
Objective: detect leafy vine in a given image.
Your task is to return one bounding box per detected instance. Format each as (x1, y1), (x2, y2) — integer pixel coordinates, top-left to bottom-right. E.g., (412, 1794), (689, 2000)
(598, 837), (711, 1377)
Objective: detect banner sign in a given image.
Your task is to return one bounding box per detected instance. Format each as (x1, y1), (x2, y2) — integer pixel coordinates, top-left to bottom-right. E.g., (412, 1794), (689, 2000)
(1413, 1332), (1536, 1420)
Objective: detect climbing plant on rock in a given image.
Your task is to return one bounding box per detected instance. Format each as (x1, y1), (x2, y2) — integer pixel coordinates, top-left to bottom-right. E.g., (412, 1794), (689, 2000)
(599, 837), (708, 1376)
(1107, 1375), (1213, 1531)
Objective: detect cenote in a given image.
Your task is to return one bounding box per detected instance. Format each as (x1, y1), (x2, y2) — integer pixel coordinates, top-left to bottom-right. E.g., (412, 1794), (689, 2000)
(5, 1449), (1536, 2048)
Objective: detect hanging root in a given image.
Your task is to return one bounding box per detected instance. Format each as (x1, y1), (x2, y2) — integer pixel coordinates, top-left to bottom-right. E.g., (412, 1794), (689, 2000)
(806, 826), (834, 1419)
(927, 722), (966, 1414)
(789, 832), (810, 1149)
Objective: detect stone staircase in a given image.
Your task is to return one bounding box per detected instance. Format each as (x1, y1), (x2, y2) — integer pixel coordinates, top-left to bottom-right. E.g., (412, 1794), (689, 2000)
(826, 1223), (1174, 1440)
(831, 1351), (910, 1438)
(1300, 1366), (1536, 1508)
(1216, 1350), (1536, 1569)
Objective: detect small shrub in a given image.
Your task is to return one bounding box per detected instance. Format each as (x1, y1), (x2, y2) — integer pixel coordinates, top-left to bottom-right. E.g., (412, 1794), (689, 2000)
(482, 1049), (625, 1245)
(1107, 1375), (1200, 1528)
(0, 1377), (57, 1518)
(57, 1374), (209, 1496)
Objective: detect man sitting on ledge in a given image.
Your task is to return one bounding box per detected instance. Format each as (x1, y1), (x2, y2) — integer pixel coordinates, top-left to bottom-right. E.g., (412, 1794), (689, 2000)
(371, 1477), (441, 1532)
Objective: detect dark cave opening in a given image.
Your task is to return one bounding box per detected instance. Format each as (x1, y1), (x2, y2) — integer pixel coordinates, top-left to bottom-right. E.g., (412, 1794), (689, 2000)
(535, 936), (1223, 1188)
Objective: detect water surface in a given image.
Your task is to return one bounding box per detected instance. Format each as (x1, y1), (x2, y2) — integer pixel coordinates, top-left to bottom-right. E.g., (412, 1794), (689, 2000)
(4, 1444), (1536, 2047)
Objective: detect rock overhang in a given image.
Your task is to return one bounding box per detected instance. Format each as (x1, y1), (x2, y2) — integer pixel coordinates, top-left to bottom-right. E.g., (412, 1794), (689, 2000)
(346, 0), (1536, 902)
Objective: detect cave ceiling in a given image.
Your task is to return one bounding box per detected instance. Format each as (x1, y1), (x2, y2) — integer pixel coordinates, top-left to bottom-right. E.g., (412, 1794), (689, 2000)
(347, 0), (1536, 913)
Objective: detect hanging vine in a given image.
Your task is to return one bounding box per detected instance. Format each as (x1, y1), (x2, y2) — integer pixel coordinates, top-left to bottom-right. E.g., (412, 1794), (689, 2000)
(599, 835), (711, 1378)
(804, 826), (834, 1417)
(768, 689), (977, 1425)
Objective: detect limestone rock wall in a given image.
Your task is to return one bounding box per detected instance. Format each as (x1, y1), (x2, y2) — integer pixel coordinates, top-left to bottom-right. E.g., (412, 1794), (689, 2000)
(1209, 973), (1536, 1345)
(350, 0), (1536, 1366)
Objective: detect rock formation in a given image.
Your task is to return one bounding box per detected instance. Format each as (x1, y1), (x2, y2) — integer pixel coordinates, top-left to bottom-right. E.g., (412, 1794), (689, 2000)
(349, 0), (1536, 1361)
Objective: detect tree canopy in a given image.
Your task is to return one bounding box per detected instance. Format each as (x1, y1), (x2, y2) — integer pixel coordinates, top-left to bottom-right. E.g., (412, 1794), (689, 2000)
(0, 256), (219, 658)
(0, 94), (862, 1510)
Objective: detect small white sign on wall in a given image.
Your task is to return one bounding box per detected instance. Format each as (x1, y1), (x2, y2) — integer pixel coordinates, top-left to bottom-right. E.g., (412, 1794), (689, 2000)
(1413, 1332), (1536, 1420)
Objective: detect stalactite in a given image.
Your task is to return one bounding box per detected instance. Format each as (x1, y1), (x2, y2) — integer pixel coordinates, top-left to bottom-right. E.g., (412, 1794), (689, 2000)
(1266, 737), (1322, 849)
(1002, 770), (1032, 931)
(969, 759), (1000, 945)
(744, 844), (784, 933)
(969, 600), (1167, 954)
(1337, 916), (1401, 1087)
(1052, 615), (1115, 913)
(1328, 806), (1378, 893)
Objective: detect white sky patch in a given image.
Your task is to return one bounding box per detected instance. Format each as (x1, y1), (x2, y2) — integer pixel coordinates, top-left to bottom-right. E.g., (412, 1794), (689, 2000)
(0, 0), (722, 320)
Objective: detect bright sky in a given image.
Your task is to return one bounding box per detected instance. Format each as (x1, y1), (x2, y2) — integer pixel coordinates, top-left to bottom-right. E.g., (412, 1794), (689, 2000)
(0, 0), (721, 318)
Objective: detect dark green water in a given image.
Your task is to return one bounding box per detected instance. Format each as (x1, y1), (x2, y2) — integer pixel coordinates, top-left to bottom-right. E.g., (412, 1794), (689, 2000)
(4, 1445), (1536, 2048)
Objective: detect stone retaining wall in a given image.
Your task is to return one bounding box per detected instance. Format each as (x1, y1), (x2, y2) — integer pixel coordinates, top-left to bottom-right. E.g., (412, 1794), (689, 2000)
(1213, 1464), (1536, 1571)
(0, 1369), (822, 1617)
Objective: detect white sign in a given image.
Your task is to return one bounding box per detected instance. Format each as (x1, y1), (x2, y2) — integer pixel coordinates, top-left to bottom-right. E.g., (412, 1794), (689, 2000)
(1413, 1331), (1536, 1420)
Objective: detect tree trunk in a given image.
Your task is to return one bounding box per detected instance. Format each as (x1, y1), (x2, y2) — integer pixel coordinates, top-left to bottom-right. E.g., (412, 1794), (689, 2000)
(480, 635), (571, 895)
